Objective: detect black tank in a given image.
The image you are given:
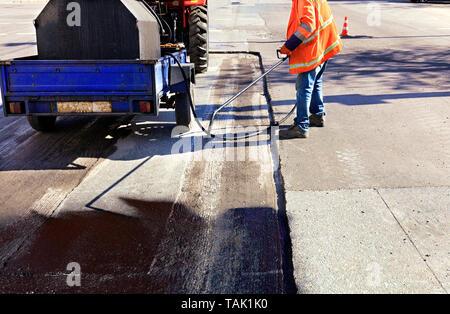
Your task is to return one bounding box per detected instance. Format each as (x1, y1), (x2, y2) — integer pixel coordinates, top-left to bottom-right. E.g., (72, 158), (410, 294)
(35, 0), (160, 60)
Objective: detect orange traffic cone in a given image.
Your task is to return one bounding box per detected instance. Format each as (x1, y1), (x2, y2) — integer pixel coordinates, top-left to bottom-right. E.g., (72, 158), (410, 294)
(340, 16), (350, 37)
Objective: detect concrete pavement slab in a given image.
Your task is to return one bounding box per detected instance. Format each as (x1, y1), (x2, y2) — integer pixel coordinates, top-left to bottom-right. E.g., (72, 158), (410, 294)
(271, 0), (450, 293)
(286, 188), (446, 294)
(378, 187), (450, 291)
(278, 96), (450, 192)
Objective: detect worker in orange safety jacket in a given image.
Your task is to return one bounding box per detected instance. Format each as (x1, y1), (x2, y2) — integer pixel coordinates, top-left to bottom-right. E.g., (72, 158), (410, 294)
(279, 0), (342, 139)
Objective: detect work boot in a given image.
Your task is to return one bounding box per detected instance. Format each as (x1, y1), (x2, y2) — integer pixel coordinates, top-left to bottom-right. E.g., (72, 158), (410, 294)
(309, 114), (325, 127)
(279, 124), (308, 139)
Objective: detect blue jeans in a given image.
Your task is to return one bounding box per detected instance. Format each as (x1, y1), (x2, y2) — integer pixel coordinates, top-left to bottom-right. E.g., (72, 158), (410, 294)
(294, 61), (328, 132)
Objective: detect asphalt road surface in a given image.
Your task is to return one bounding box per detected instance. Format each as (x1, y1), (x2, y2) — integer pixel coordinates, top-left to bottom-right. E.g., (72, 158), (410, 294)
(0, 0), (448, 294)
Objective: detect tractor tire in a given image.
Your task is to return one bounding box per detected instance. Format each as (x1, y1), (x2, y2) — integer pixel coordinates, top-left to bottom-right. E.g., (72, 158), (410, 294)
(27, 116), (57, 132)
(189, 6), (209, 73)
(175, 86), (195, 127)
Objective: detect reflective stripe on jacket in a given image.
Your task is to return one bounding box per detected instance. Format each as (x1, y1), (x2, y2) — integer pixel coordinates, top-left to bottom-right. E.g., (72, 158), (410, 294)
(287, 0), (342, 74)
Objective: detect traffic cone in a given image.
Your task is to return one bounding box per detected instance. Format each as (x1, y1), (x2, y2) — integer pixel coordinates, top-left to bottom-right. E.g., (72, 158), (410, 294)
(340, 16), (350, 37)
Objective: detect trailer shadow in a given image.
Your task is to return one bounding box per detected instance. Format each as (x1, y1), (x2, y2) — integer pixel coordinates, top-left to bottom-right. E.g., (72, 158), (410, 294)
(0, 199), (202, 293)
(0, 202), (285, 293)
(0, 115), (134, 171)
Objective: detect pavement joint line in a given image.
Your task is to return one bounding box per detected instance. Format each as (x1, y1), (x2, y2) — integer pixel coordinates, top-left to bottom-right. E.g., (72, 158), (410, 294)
(255, 53), (297, 293)
(204, 50), (295, 293)
(270, 135), (297, 294)
(225, 46), (298, 293)
(375, 188), (448, 294)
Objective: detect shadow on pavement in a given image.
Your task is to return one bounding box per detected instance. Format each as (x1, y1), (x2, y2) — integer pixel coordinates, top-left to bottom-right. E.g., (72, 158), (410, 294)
(0, 199), (200, 293)
(0, 204), (284, 294)
(325, 91), (450, 106)
(0, 115), (134, 171)
(272, 90), (450, 108)
(1, 42), (36, 47)
(269, 47), (450, 92)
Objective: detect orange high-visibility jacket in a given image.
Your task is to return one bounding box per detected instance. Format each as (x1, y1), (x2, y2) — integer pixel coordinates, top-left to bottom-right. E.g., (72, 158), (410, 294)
(287, 0), (342, 74)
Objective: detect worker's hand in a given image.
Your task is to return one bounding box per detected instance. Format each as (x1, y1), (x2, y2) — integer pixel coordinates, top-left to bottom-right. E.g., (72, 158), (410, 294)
(280, 45), (292, 56)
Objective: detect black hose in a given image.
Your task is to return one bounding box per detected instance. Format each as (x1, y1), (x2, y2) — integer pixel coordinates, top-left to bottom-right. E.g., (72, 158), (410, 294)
(140, 0), (165, 37)
(160, 17), (173, 43)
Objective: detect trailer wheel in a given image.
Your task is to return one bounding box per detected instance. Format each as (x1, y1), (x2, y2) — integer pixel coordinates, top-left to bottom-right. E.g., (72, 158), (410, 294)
(27, 116), (57, 132)
(189, 6), (209, 73)
(175, 87), (195, 127)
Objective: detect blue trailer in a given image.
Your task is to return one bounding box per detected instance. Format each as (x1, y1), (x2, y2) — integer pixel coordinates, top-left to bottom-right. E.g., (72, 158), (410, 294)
(0, 50), (195, 131)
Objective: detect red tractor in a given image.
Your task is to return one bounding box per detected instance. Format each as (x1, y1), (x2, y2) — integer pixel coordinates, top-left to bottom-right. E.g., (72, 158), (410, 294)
(146, 0), (209, 73)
